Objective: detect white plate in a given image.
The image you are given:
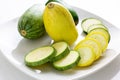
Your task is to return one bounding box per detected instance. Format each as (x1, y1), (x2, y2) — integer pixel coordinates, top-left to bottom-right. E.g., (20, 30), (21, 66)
(0, 7), (120, 80)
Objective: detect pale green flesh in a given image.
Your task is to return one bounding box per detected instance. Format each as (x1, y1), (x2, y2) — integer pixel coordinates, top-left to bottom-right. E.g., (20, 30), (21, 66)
(52, 42), (68, 56)
(77, 46), (95, 66)
(25, 46), (54, 62)
(53, 51), (79, 67)
(87, 24), (107, 33)
(82, 18), (102, 32)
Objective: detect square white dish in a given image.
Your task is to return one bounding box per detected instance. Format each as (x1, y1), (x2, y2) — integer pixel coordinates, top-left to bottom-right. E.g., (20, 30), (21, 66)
(0, 7), (120, 80)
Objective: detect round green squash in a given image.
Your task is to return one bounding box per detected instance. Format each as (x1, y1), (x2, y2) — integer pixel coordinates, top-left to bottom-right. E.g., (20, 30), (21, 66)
(18, 4), (45, 39)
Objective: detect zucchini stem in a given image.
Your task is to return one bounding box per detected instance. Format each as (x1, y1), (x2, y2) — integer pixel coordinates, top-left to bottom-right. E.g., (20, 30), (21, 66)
(47, 3), (55, 9)
(21, 30), (27, 36)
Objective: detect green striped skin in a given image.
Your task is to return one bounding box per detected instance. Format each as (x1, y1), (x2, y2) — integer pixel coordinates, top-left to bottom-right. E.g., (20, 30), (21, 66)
(45, 0), (79, 25)
(18, 4), (45, 39)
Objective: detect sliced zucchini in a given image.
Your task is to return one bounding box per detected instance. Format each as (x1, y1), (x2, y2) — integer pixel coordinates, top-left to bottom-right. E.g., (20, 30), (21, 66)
(86, 32), (108, 52)
(74, 38), (102, 60)
(53, 51), (80, 71)
(81, 18), (102, 33)
(25, 46), (56, 67)
(88, 28), (110, 43)
(87, 24), (108, 33)
(51, 41), (70, 62)
(77, 46), (95, 67)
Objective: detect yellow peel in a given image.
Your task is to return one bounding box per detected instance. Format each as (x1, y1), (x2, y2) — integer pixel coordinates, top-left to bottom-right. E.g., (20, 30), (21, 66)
(43, 2), (78, 45)
(77, 46), (95, 67)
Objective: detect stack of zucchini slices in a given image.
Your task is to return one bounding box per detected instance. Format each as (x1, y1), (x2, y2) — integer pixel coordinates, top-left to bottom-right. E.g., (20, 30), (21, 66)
(25, 41), (80, 71)
(74, 18), (110, 67)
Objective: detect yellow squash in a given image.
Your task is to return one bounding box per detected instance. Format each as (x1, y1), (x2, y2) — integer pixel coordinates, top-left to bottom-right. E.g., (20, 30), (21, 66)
(43, 2), (78, 45)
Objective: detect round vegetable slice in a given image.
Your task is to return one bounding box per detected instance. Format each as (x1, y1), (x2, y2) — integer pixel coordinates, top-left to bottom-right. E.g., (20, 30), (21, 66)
(87, 24), (108, 33)
(74, 38), (102, 60)
(86, 32), (108, 52)
(51, 41), (70, 62)
(53, 51), (80, 71)
(81, 18), (102, 33)
(25, 46), (56, 67)
(88, 28), (110, 43)
(77, 46), (95, 67)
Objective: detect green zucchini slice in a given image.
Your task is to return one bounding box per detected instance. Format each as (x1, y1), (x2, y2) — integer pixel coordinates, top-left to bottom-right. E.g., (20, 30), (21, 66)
(87, 24), (108, 33)
(81, 18), (102, 33)
(25, 46), (56, 67)
(51, 41), (70, 62)
(53, 51), (80, 71)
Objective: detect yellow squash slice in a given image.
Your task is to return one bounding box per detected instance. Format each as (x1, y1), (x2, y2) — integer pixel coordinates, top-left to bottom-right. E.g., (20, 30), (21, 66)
(75, 38), (102, 60)
(88, 28), (110, 43)
(76, 46), (95, 67)
(86, 32), (108, 52)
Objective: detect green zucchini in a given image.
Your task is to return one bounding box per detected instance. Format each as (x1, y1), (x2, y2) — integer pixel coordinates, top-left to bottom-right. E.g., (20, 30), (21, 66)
(51, 41), (70, 62)
(45, 0), (79, 25)
(25, 46), (56, 67)
(18, 4), (45, 39)
(53, 51), (80, 71)
(87, 24), (108, 33)
(81, 18), (102, 33)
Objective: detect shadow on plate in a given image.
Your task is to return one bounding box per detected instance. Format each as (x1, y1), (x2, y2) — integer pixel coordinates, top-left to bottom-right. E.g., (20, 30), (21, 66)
(11, 34), (52, 63)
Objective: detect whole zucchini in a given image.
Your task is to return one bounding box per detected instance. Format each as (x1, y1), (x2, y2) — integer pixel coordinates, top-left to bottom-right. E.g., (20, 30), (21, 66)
(43, 2), (78, 45)
(45, 0), (79, 25)
(18, 4), (45, 39)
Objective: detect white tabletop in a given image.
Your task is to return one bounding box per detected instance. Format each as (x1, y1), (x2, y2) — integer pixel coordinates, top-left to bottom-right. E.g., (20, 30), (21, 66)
(0, 0), (120, 80)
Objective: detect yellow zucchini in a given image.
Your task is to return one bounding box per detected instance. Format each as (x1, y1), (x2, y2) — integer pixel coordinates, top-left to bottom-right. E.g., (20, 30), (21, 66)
(43, 2), (78, 45)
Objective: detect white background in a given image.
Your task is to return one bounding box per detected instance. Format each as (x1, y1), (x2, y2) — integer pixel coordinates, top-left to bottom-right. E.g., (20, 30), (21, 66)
(0, 0), (120, 80)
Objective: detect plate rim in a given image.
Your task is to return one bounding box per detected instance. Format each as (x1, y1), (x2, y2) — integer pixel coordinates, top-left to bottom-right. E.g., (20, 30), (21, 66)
(0, 6), (120, 80)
